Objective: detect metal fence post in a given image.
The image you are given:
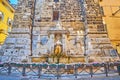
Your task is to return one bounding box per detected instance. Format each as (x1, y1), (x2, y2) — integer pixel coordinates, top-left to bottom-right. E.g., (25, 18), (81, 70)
(74, 64), (78, 78)
(104, 63), (108, 77)
(38, 64), (42, 78)
(90, 64), (93, 77)
(8, 63), (11, 75)
(116, 62), (120, 75)
(56, 64), (60, 79)
(22, 64), (26, 76)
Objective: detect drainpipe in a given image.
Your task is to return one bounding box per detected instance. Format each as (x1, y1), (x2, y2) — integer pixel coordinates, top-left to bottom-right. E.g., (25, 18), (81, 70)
(30, 0), (37, 56)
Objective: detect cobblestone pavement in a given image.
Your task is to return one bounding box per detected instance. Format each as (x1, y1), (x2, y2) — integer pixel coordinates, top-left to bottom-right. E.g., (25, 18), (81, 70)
(0, 75), (120, 80)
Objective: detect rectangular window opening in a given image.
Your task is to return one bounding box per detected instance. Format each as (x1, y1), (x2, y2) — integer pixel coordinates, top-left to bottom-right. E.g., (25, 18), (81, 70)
(53, 11), (59, 21)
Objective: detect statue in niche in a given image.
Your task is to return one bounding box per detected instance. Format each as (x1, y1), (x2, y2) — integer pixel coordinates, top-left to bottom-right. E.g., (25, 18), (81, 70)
(54, 40), (62, 54)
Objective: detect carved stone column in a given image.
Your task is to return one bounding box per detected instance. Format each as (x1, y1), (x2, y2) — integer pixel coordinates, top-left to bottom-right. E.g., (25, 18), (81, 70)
(62, 34), (67, 53)
(49, 34), (55, 53)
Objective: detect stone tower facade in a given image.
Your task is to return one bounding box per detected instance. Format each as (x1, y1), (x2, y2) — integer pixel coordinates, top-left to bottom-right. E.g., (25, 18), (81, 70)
(33, 0), (84, 56)
(84, 0), (117, 61)
(0, 0), (118, 62)
(0, 0), (34, 62)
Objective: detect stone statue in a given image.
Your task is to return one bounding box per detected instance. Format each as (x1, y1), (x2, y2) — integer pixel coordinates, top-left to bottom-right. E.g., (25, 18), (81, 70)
(54, 40), (62, 54)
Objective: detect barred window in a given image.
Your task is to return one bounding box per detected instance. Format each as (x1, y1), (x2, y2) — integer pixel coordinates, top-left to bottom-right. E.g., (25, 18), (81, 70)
(7, 18), (13, 32)
(0, 11), (4, 21)
(7, 18), (13, 26)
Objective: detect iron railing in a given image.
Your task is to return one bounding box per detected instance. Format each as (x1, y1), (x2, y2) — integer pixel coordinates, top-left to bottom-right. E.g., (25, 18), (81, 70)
(0, 62), (120, 79)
